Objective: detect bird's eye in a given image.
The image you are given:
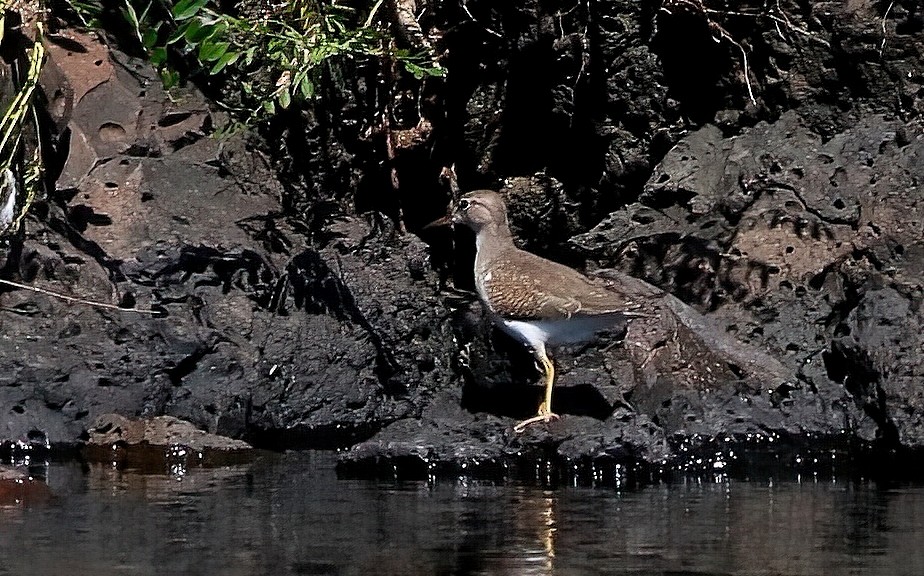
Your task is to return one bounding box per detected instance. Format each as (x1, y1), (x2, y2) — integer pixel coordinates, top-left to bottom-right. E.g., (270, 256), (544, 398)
(459, 199), (471, 211)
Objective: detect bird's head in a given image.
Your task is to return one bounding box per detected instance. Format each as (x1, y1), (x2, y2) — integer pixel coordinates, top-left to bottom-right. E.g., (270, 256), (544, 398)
(424, 190), (510, 235)
(452, 190), (507, 231)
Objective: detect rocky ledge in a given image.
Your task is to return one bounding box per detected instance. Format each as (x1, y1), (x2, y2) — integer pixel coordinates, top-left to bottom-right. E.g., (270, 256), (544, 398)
(3, 2), (924, 485)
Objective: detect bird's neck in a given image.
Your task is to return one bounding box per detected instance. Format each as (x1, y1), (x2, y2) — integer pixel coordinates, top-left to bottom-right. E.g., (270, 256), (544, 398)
(474, 222), (515, 266)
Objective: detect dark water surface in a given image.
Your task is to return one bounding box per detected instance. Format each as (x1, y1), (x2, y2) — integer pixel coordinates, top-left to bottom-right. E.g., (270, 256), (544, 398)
(2, 452), (924, 575)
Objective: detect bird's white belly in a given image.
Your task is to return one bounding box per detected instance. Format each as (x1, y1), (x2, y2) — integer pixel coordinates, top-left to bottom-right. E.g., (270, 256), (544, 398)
(499, 319), (551, 352)
(499, 315), (620, 352)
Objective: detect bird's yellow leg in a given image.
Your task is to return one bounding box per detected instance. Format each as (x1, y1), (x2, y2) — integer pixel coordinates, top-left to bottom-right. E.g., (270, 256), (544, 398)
(514, 350), (560, 433)
(537, 352), (556, 416)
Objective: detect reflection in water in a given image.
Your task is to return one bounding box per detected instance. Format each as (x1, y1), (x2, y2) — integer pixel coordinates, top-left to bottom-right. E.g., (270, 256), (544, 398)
(471, 489), (557, 575)
(1, 453), (924, 575)
(0, 463), (52, 512)
(519, 493), (556, 575)
(543, 495), (556, 570)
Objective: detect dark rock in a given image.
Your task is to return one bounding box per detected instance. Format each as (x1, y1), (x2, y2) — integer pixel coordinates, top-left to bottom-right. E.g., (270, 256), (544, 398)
(1, 32), (457, 453)
(338, 388), (672, 484)
(5, 0), (924, 482)
(830, 286), (924, 448)
(345, 75), (924, 476)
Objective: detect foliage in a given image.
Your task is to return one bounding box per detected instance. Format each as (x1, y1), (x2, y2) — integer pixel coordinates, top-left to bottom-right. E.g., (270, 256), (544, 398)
(61, 0), (445, 125)
(0, 9), (45, 237)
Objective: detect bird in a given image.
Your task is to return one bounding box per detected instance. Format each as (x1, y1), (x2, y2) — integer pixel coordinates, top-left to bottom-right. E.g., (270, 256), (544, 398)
(431, 190), (647, 432)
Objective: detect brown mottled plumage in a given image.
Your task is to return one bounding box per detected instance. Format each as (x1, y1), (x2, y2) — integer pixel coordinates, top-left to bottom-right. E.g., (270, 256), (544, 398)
(449, 190), (644, 432)
(478, 252), (644, 320)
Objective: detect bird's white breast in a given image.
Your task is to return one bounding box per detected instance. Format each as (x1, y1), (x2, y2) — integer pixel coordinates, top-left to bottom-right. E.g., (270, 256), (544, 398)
(474, 265), (492, 309)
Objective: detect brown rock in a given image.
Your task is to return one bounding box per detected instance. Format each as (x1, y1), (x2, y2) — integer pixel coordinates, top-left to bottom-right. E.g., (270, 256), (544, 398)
(86, 413), (251, 452)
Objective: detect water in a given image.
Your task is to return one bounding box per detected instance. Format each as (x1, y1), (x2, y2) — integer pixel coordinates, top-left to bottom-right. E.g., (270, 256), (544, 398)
(2, 452), (924, 575)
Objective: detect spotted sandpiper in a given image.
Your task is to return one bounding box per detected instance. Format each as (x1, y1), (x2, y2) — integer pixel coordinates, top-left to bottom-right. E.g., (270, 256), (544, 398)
(432, 190), (647, 432)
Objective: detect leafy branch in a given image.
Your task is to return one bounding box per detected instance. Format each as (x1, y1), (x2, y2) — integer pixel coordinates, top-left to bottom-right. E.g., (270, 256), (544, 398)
(64, 0), (445, 126)
(0, 14), (45, 237)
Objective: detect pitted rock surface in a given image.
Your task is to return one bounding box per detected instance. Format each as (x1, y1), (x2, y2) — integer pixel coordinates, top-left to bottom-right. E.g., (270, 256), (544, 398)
(4, 2), (924, 481)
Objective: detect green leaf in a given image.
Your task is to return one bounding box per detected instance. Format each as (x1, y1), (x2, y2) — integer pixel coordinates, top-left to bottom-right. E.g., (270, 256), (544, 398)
(403, 61), (426, 80)
(262, 99), (276, 114)
(160, 68), (180, 89)
(121, 2), (143, 44)
(181, 18), (202, 42)
(298, 75), (314, 99)
(149, 46), (168, 67)
(198, 41), (229, 62)
(210, 51), (240, 74)
(277, 89), (291, 109)
(121, 1), (139, 28)
(142, 26), (160, 50)
(167, 20), (192, 45)
(211, 19), (230, 38)
(402, 60), (445, 79)
(186, 21), (217, 44)
(172, 0), (208, 21)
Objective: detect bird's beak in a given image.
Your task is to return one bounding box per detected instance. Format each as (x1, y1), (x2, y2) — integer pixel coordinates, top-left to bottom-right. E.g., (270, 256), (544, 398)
(423, 214), (453, 229)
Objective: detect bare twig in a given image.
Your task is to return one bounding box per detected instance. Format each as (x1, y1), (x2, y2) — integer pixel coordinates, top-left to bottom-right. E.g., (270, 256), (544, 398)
(707, 20), (757, 106)
(659, 2), (755, 105)
(574, 0), (590, 88)
(728, 12), (831, 47)
(461, 0), (502, 38)
(661, 0), (759, 105)
(661, 0), (839, 107)
(0, 278), (163, 316)
(364, 0), (386, 28)
(693, 3), (831, 48)
(880, 1), (895, 57)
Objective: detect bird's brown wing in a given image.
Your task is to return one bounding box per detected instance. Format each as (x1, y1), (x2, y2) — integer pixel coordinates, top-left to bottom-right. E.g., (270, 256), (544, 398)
(481, 249), (649, 320)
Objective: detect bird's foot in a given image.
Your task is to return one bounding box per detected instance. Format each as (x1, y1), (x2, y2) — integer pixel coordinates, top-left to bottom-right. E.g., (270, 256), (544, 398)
(513, 404), (560, 434)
